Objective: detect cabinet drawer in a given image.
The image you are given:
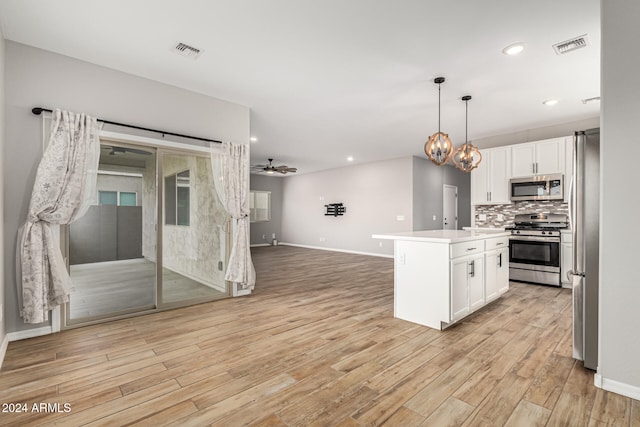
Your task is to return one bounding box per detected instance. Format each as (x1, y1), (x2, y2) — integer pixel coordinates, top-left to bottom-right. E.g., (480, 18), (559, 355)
(451, 240), (484, 258)
(485, 237), (509, 251)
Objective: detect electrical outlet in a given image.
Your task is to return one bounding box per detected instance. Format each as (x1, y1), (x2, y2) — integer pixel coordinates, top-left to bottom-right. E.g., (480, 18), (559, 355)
(379, 242), (383, 247)
(497, 214), (504, 221)
(432, 215), (437, 221)
(319, 237), (326, 242)
(479, 214), (487, 221)
(262, 234), (266, 239)
(396, 215), (405, 221)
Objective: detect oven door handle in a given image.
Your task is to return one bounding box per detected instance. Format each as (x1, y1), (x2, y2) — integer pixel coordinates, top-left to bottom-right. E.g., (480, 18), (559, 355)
(509, 236), (561, 243)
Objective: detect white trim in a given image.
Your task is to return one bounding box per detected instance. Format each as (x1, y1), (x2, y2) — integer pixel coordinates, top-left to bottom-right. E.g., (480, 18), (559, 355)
(232, 283), (252, 297)
(279, 242), (394, 258)
(100, 130), (219, 155)
(0, 334), (9, 370)
(594, 373), (640, 400)
(51, 306), (61, 333)
(250, 243), (271, 248)
(7, 326), (53, 342)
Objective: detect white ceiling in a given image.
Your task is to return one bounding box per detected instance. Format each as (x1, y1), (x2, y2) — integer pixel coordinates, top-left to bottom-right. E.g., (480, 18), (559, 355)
(0, 0), (600, 175)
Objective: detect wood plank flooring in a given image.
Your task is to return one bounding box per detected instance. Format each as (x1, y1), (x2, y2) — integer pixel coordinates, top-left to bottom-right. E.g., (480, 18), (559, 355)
(1, 245), (638, 426)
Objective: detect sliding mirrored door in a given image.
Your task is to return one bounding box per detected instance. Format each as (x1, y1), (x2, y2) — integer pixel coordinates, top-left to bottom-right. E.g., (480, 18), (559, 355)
(159, 151), (229, 306)
(66, 143), (157, 324)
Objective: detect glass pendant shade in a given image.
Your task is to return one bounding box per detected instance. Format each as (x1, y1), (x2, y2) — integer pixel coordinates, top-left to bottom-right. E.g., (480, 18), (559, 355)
(452, 95), (482, 173)
(424, 131), (453, 165)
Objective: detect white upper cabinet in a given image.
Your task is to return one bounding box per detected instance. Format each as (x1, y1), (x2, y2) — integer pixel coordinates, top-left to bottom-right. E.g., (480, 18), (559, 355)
(511, 137), (566, 177)
(471, 146), (511, 205)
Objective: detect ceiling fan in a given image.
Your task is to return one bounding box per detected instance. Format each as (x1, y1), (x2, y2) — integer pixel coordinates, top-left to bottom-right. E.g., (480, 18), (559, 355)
(102, 146), (152, 156)
(252, 158), (297, 174)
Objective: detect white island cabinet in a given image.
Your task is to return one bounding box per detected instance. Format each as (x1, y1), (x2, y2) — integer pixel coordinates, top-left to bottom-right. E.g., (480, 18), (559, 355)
(372, 230), (510, 330)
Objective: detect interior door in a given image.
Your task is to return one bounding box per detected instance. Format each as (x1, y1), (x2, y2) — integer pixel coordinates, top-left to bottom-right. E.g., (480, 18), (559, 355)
(443, 185), (458, 230)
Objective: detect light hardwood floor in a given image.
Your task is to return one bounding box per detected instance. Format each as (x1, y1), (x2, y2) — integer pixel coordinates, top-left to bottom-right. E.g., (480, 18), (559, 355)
(1, 245), (638, 426)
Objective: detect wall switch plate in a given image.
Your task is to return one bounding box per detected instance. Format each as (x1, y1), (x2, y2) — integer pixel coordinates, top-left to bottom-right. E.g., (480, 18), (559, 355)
(396, 215), (405, 221)
(379, 242), (383, 247)
(319, 237), (325, 242)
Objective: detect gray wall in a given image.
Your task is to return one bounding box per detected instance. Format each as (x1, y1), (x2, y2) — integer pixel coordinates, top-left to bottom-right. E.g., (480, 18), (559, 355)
(281, 157), (414, 256)
(4, 42), (249, 334)
(599, 0), (640, 392)
(250, 174), (283, 245)
(0, 27), (6, 354)
(280, 156), (470, 256)
(411, 157), (471, 231)
(69, 206), (143, 264)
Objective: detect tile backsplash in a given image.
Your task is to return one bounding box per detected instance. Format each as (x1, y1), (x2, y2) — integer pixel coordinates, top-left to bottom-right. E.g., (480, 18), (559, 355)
(473, 201), (569, 228)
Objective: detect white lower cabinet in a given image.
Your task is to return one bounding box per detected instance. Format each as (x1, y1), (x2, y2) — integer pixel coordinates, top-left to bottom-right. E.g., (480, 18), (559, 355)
(485, 247), (509, 302)
(451, 254), (484, 321)
(389, 232), (510, 330)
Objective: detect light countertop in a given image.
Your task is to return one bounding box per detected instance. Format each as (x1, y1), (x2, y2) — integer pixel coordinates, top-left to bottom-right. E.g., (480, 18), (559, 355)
(372, 229), (510, 244)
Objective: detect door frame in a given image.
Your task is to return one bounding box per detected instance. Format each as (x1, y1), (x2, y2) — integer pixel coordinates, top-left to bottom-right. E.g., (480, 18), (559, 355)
(443, 184), (458, 230)
(60, 132), (232, 330)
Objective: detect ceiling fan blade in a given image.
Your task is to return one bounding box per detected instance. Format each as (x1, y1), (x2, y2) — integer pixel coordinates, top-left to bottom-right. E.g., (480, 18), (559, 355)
(126, 148), (152, 155)
(286, 168), (297, 173)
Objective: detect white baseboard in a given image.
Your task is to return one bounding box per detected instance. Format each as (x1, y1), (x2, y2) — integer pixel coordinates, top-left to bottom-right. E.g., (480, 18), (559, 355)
(250, 243), (272, 248)
(7, 325), (53, 342)
(0, 334), (9, 370)
(279, 242), (393, 259)
(594, 373), (640, 400)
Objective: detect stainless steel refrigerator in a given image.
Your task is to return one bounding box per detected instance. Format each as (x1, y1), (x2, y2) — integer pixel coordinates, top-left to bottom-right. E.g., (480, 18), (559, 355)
(570, 128), (599, 370)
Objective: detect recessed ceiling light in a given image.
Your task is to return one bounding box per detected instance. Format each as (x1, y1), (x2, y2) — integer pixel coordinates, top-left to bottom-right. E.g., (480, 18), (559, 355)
(250, 136), (258, 142)
(347, 156), (354, 162)
(502, 43), (525, 56)
(543, 99), (559, 106)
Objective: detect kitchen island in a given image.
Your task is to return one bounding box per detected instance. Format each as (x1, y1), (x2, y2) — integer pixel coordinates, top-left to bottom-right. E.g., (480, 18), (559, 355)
(373, 229), (510, 330)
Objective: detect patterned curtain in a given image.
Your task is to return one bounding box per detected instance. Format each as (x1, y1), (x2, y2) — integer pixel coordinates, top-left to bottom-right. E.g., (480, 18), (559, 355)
(211, 142), (256, 290)
(17, 109), (100, 323)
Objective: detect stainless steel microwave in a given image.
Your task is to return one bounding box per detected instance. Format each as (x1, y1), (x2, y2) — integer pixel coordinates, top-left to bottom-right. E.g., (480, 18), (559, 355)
(510, 174), (564, 201)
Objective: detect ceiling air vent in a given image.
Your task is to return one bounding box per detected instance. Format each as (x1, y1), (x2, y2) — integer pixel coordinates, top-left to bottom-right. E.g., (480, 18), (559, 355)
(173, 42), (202, 60)
(552, 34), (590, 55)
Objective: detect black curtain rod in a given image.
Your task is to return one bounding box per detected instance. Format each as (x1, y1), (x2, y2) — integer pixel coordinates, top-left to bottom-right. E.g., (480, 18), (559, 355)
(31, 107), (222, 144)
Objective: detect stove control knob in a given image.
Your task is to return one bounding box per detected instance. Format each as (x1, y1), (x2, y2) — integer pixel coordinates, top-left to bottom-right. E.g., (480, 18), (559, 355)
(542, 231), (546, 235)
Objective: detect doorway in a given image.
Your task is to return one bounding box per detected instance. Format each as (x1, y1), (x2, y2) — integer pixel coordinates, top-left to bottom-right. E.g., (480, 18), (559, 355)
(63, 140), (230, 327)
(443, 184), (458, 230)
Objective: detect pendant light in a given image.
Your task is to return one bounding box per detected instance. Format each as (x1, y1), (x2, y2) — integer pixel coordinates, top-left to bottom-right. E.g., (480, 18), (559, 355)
(424, 77), (453, 166)
(452, 95), (482, 173)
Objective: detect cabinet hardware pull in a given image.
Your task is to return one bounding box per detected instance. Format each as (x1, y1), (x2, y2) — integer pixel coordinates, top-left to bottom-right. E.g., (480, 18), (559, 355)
(466, 247), (476, 251)
(498, 253), (502, 267)
(496, 242), (504, 246)
(469, 260), (475, 277)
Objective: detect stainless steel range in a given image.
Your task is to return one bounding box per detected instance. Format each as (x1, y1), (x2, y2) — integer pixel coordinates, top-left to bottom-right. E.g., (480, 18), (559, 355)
(507, 213), (568, 286)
